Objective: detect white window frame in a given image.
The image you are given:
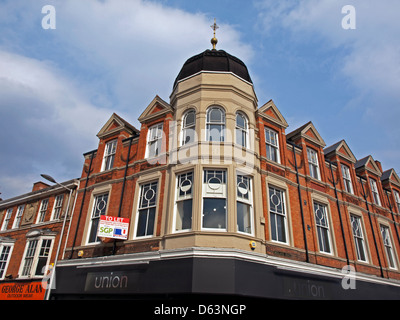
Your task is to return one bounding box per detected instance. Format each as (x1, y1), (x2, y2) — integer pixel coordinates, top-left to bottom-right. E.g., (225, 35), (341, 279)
(12, 205), (25, 229)
(314, 202), (333, 254)
(393, 190), (400, 213)
(135, 181), (158, 238)
(380, 224), (397, 269)
(146, 123), (163, 158)
(206, 106), (225, 142)
(173, 172), (193, 233)
(1, 208), (13, 231)
(101, 139), (117, 171)
(87, 193), (109, 244)
(350, 214), (368, 263)
(202, 170), (227, 231)
(268, 185), (289, 244)
(265, 127), (280, 163)
(341, 164), (353, 194)
(0, 242), (14, 280)
(235, 112), (249, 148)
(51, 194), (64, 221)
(369, 178), (381, 206)
(36, 199), (49, 224)
(307, 147), (320, 180)
(236, 174), (254, 235)
(181, 110), (196, 146)
(19, 236), (54, 279)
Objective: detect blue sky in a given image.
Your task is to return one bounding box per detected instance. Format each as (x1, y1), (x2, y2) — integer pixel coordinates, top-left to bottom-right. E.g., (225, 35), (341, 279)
(1, 0), (400, 199)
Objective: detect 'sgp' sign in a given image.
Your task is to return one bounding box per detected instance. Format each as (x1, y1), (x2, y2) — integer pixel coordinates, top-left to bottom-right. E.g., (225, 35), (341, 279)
(98, 216), (129, 240)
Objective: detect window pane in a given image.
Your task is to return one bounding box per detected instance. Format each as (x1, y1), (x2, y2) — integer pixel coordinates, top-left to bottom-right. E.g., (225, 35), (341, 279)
(0, 246), (11, 278)
(183, 128), (195, 145)
(184, 111), (195, 127)
(137, 182), (158, 237)
(351, 215), (367, 262)
(207, 124), (224, 142)
(381, 225), (396, 268)
(266, 145), (278, 162)
(147, 124), (163, 157)
(237, 202), (251, 233)
(89, 194), (108, 243)
(265, 128), (279, 162)
(136, 207), (156, 237)
(236, 113), (246, 129)
(176, 200), (193, 231)
(22, 240), (38, 276)
(270, 213), (286, 242)
(203, 198), (226, 229)
(208, 108), (224, 123)
(269, 187), (287, 242)
(175, 173), (193, 232)
(35, 239), (52, 276)
(88, 217), (101, 243)
(206, 108), (225, 142)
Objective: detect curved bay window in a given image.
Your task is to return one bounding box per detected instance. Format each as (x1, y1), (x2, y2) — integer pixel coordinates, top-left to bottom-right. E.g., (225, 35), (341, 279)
(181, 110), (196, 146)
(235, 112), (248, 148)
(202, 170), (227, 230)
(174, 172), (193, 232)
(236, 174), (253, 234)
(206, 106), (225, 142)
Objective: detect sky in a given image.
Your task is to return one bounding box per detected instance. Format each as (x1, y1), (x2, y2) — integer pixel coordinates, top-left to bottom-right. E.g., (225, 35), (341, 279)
(0, 0), (399, 200)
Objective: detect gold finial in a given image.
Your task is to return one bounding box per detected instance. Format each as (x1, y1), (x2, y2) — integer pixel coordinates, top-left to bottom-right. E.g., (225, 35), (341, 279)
(210, 18), (219, 50)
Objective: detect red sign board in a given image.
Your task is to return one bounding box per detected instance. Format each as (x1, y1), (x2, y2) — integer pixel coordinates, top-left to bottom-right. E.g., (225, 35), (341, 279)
(0, 281), (46, 300)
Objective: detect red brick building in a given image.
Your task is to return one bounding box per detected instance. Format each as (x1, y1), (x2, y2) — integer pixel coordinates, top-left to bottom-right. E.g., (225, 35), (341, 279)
(2, 40), (400, 300)
(0, 179), (78, 300)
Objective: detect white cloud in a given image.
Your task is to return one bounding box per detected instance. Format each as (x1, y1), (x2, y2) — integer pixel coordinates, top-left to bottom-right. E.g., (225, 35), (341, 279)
(0, 0), (254, 199)
(256, 0), (400, 101)
(54, 0), (253, 116)
(255, 0), (400, 167)
(0, 49), (112, 198)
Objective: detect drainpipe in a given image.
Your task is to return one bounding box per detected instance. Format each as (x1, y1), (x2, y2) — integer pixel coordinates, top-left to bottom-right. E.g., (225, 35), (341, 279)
(384, 189), (400, 248)
(69, 149), (96, 259)
(112, 136), (135, 255)
(288, 141), (309, 263)
(328, 160), (350, 266)
(357, 176), (384, 278)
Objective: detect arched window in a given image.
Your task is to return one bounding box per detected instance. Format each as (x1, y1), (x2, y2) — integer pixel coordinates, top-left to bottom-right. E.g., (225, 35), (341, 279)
(235, 112), (248, 148)
(206, 106), (225, 142)
(181, 109), (196, 146)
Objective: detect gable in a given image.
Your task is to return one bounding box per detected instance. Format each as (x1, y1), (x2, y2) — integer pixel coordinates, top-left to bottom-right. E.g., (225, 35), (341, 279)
(366, 161), (376, 171)
(382, 169), (400, 187)
(138, 95), (173, 123)
(355, 155), (382, 176)
(304, 128), (318, 140)
(97, 113), (139, 139)
(324, 140), (356, 163)
(286, 121), (325, 148)
(257, 99), (288, 128)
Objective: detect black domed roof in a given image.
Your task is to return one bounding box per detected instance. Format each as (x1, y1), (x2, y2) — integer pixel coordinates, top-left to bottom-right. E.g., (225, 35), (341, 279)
(174, 49), (252, 87)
